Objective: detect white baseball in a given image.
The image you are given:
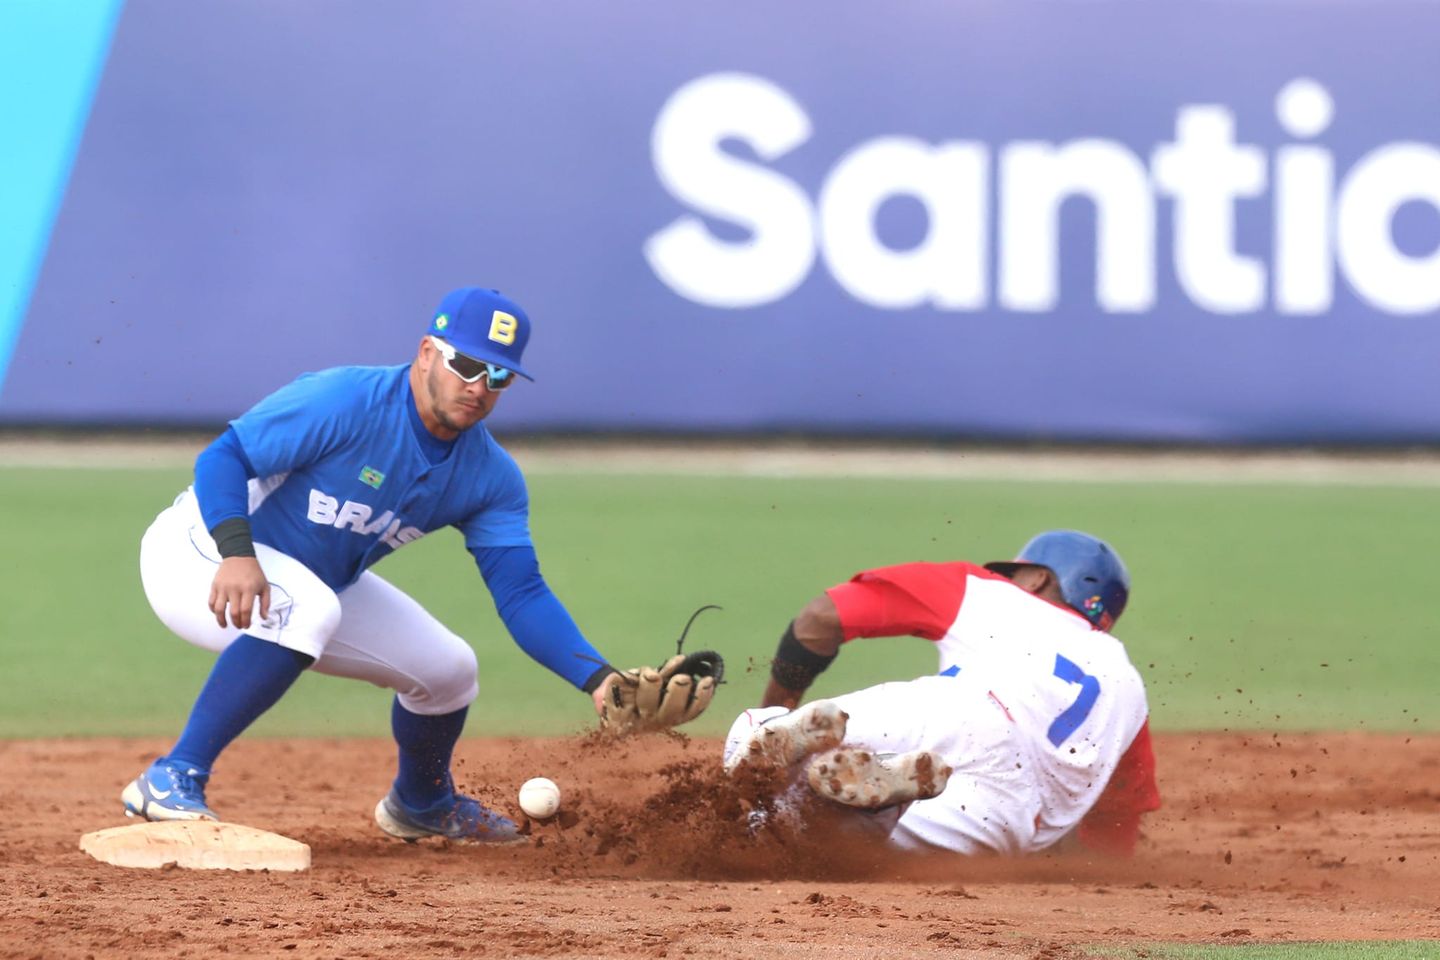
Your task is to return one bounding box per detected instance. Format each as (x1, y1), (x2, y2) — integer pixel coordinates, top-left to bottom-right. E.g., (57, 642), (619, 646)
(518, 777), (561, 819)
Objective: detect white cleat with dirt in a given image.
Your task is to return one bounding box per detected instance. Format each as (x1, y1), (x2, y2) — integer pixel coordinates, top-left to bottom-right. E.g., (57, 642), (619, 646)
(805, 748), (952, 810)
(725, 700), (849, 774)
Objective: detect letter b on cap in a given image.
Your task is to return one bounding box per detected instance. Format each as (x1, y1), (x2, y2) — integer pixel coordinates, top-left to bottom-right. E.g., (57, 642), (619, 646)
(488, 311), (518, 345)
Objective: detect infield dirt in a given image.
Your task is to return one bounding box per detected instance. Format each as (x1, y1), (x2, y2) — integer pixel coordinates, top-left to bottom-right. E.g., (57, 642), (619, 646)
(3, 731), (1437, 959)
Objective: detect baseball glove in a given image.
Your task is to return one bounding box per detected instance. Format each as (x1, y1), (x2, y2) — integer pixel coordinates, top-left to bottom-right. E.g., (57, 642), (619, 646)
(599, 606), (726, 735)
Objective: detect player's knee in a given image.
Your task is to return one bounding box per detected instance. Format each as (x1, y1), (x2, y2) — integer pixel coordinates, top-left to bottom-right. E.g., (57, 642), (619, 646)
(404, 638), (478, 713)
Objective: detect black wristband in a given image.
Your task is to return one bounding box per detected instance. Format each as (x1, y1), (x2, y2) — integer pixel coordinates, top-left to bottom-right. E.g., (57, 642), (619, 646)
(581, 663), (618, 694)
(210, 517), (256, 559)
(769, 622), (837, 691)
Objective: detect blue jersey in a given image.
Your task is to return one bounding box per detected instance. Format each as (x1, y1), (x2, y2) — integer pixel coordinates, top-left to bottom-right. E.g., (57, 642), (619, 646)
(230, 365), (531, 590)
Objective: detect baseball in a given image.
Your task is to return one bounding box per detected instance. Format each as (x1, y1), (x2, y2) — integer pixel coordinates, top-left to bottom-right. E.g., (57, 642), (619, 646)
(518, 777), (561, 819)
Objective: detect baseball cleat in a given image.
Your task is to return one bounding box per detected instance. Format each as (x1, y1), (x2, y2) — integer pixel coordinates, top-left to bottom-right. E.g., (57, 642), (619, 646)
(805, 748), (952, 810)
(374, 788), (524, 844)
(726, 699), (849, 774)
(121, 758), (218, 822)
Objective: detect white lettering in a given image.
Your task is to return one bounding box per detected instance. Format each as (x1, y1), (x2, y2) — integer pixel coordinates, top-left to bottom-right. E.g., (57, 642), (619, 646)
(307, 490), (339, 525)
(1336, 144), (1440, 314)
(1273, 145), (1333, 313)
(817, 137), (988, 309)
(647, 73), (1439, 318)
(306, 490), (415, 545)
(1153, 107), (1267, 313)
(360, 510), (395, 536)
(334, 500), (373, 532)
(1274, 79), (1335, 314)
(643, 73), (816, 307)
(383, 523), (424, 549)
(1000, 140), (1155, 313)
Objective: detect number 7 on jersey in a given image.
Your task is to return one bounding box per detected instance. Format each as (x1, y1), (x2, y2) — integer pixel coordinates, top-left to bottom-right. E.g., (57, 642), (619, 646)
(1047, 654), (1100, 747)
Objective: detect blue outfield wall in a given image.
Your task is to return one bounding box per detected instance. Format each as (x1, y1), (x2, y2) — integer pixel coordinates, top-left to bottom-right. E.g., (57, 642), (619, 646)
(1, 1), (1438, 442)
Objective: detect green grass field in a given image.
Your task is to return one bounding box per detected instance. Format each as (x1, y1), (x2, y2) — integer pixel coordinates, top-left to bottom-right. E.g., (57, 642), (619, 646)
(1, 462), (1436, 739)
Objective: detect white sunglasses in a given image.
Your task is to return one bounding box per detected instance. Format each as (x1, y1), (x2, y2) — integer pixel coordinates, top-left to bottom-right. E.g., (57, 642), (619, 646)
(428, 336), (516, 391)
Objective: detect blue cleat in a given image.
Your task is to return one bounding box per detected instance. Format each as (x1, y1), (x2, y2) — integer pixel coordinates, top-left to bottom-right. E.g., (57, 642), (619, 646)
(374, 788), (523, 844)
(121, 758), (218, 822)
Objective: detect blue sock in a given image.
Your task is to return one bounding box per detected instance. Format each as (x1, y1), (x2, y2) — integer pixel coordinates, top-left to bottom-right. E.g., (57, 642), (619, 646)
(391, 698), (468, 810)
(167, 634), (313, 772)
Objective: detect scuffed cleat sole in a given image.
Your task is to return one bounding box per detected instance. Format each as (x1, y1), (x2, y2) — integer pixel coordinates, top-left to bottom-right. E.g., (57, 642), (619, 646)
(805, 748), (952, 810)
(733, 700), (849, 773)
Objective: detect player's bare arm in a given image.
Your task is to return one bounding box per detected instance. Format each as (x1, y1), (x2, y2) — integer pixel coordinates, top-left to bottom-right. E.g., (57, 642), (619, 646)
(762, 594), (843, 709)
(762, 561), (1070, 710)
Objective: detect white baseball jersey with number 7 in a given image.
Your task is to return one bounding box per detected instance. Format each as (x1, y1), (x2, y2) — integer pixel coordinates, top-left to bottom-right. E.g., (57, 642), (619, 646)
(825, 561), (1159, 855)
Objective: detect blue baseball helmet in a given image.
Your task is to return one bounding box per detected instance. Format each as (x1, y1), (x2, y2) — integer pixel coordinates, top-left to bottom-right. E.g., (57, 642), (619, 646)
(985, 530), (1130, 630)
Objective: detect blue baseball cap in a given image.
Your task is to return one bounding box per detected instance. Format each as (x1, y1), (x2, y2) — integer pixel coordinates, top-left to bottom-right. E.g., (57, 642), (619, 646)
(427, 287), (534, 381)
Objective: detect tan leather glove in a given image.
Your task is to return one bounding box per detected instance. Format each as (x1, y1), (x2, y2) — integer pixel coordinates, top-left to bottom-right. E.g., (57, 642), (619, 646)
(598, 650), (724, 734)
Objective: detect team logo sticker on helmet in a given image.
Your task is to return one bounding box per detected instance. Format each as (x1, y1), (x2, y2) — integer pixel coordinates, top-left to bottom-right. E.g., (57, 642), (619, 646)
(1082, 594), (1117, 631)
(434, 314), (449, 331)
(488, 310), (517, 345)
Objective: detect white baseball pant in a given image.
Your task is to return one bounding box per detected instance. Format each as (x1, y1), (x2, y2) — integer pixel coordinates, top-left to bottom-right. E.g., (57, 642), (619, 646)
(724, 675), (1041, 855)
(139, 488), (479, 715)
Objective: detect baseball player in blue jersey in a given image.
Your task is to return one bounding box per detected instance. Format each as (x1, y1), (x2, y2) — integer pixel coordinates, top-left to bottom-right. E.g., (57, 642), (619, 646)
(123, 287), (720, 842)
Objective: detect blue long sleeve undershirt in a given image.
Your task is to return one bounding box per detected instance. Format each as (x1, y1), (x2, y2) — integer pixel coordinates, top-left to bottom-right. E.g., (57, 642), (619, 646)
(474, 545), (611, 690)
(194, 427), (258, 530)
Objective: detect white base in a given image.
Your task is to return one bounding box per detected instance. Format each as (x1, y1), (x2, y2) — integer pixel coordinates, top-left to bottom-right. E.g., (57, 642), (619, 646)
(79, 820), (310, 872)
